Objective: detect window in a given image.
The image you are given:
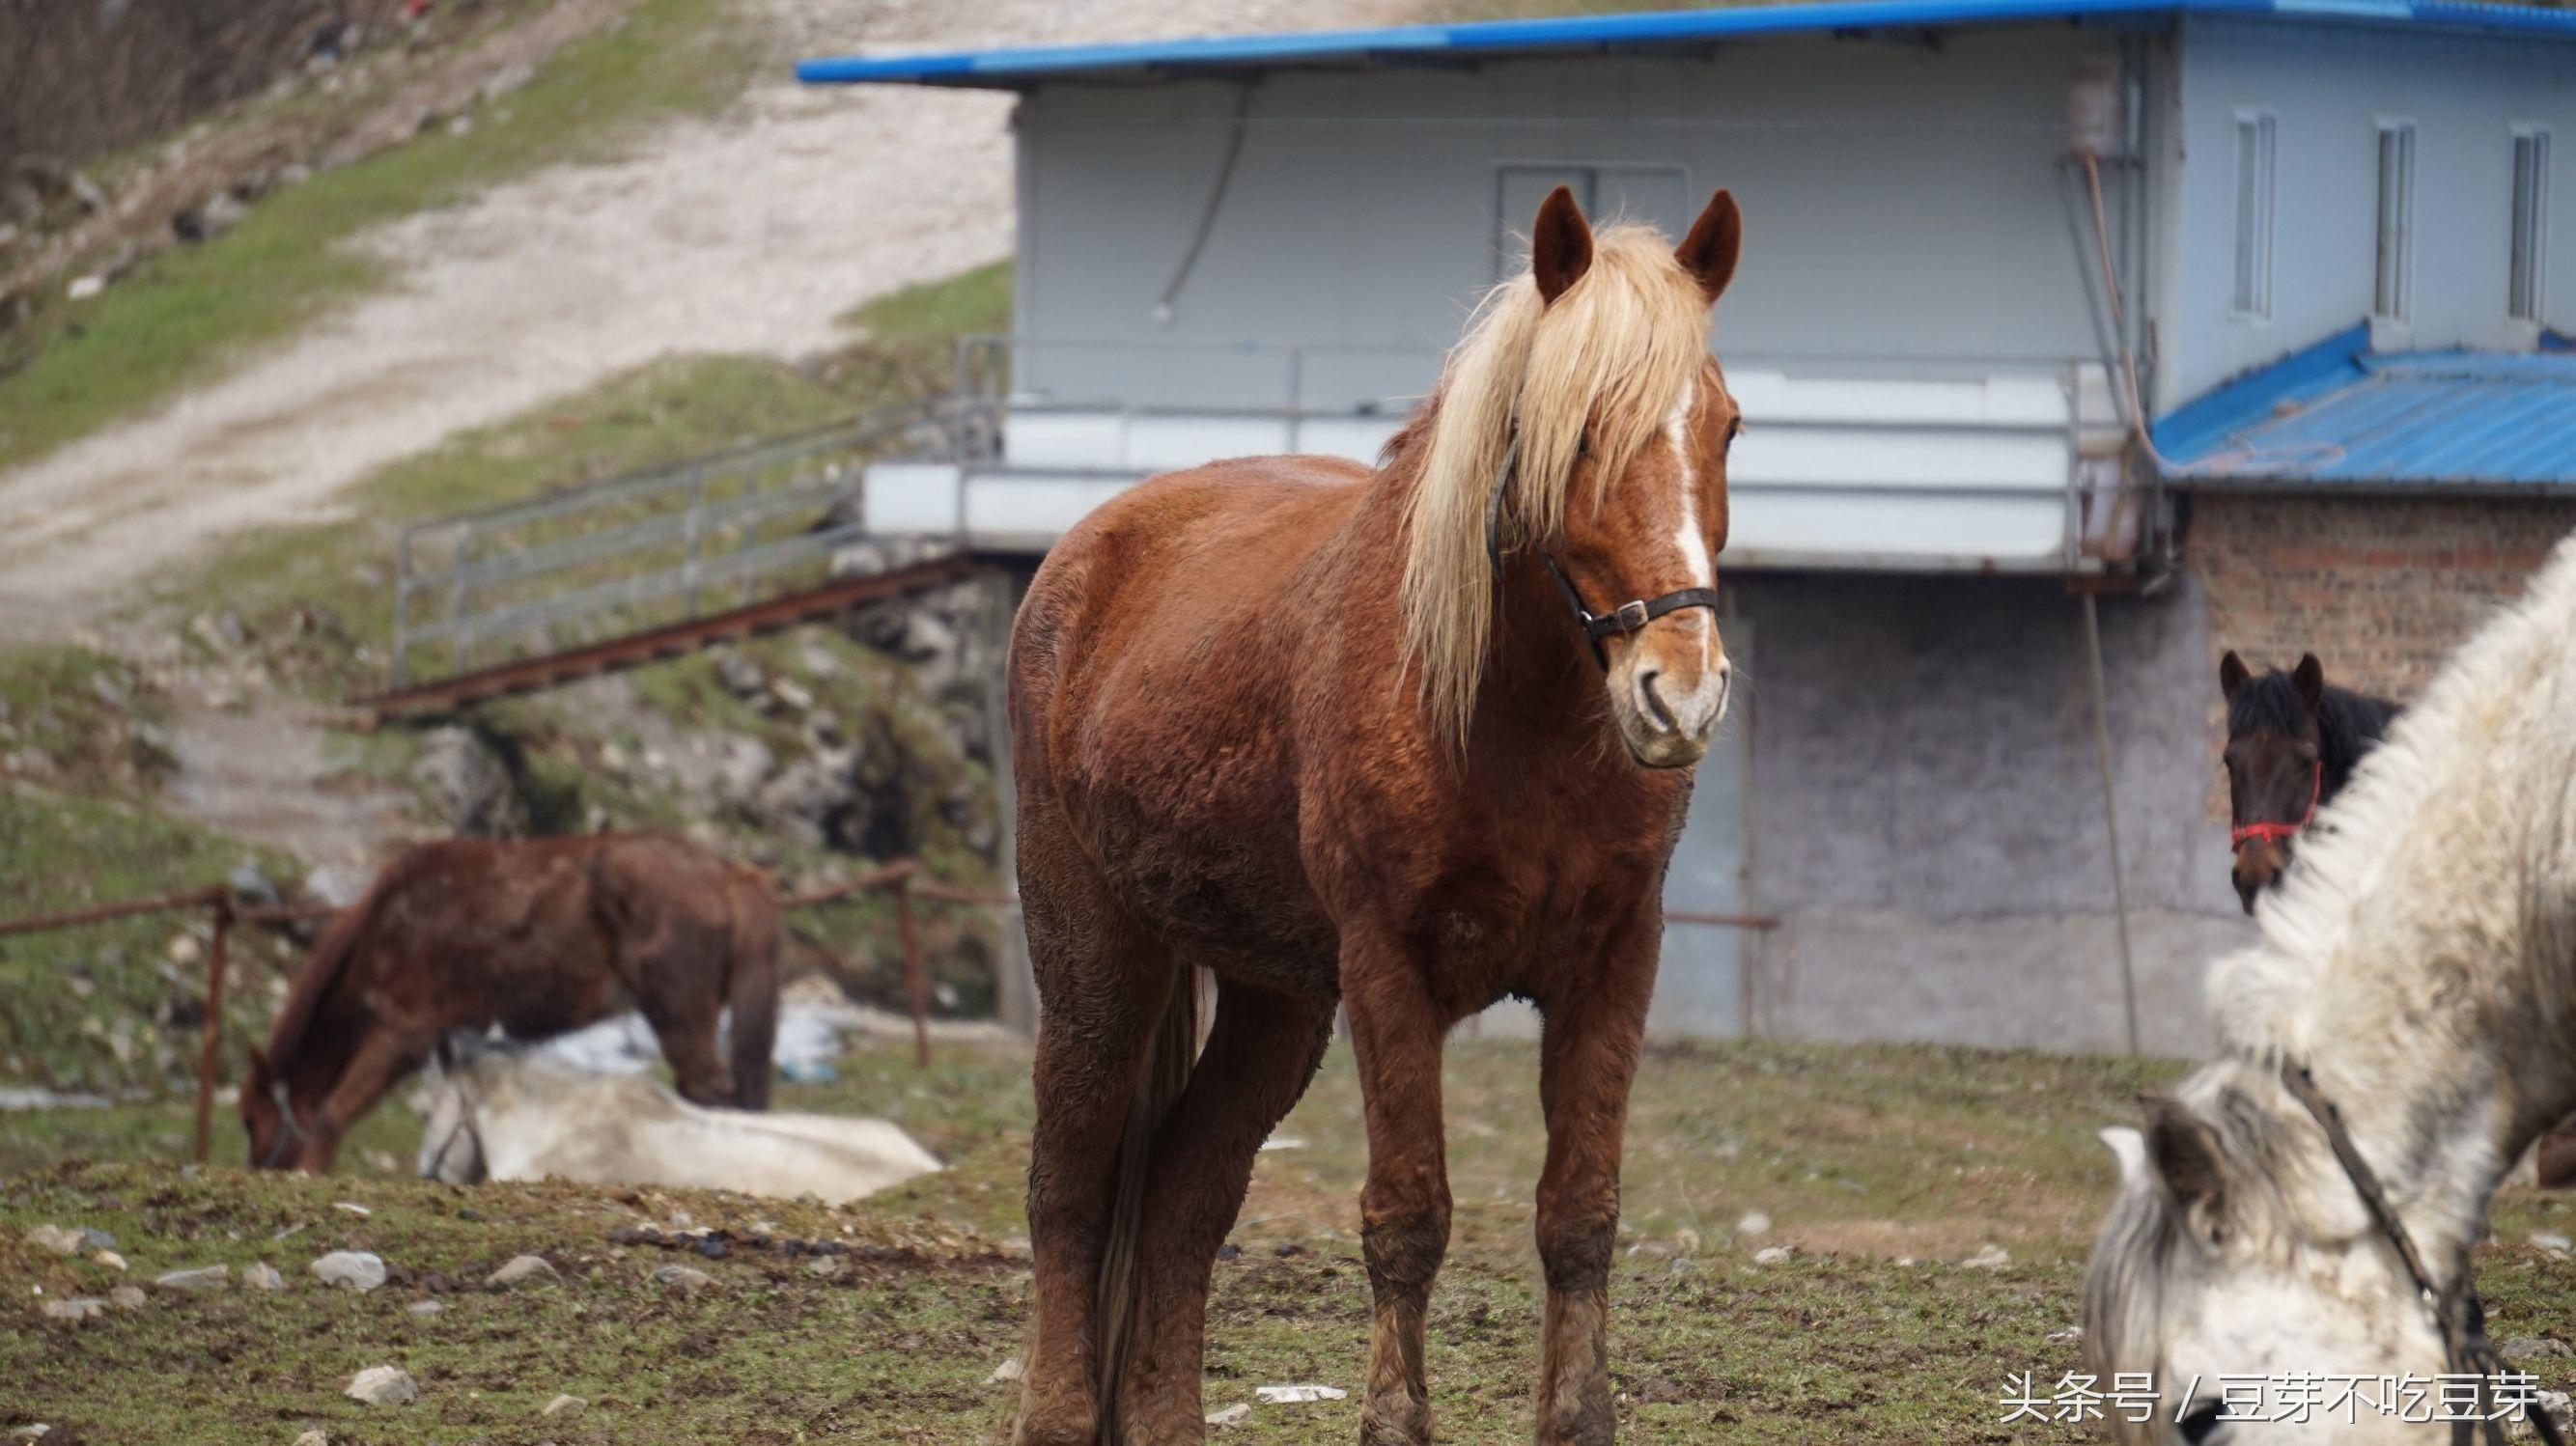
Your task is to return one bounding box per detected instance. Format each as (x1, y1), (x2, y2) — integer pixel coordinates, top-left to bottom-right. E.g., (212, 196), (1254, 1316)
(2373, 122), (2415, 323)
(2232, 112), (2277, 318)
(2511, 128), (2551, 324)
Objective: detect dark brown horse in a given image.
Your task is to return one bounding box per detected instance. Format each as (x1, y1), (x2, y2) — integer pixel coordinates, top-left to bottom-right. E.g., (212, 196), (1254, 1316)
(242, 832), (780, 1172)
(1008, 186), (1742, 1445)
(2217, 650), (2400, 910)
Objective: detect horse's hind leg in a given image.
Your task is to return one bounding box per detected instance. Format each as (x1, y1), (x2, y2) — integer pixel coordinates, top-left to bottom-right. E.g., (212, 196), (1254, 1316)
(1015, 860), (1175, 1446)
(637, 987), (733, 1107)
(1118, 978), (1336, 1439)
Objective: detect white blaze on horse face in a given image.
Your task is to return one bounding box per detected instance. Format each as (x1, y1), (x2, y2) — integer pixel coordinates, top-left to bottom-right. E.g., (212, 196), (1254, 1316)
(1652, 379), (1728, 724)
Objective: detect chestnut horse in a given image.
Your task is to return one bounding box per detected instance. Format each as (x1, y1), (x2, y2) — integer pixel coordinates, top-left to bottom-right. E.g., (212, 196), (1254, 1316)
(241, 832), (780, 1172)
(2217, 650), (2399, 910)
(1008, 186), (1743, 1445)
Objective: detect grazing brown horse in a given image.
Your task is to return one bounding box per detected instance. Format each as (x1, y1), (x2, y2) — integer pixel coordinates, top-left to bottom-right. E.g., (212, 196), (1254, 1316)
(1008, 185), (1743, 1445)
(241, 832), (780, 1172)
(2217, 650), (2400, 910)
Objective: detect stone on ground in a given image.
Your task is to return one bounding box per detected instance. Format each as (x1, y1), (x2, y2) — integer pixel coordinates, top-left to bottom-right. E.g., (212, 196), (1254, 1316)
(651, 1264), (714, 1293)
(310, 1251), (386, 1292)
(154, 1265), (229, 1291)
(486, 1254), (558, 1288)
(241, 1263), (286, 1291)
(344, 1366), (418, 1406)
(541, 1394), (586, 1417)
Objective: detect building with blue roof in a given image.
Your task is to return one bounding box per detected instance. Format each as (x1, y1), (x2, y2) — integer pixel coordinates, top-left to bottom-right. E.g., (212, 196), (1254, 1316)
(803, 3), (2574, 1053)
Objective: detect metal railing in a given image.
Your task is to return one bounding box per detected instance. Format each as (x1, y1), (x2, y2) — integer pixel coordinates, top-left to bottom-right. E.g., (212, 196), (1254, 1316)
(388, 398), (972, 687)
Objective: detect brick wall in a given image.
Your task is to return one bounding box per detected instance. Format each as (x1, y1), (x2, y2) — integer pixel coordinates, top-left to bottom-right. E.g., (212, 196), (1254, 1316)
(2187, 492), (2576, 816)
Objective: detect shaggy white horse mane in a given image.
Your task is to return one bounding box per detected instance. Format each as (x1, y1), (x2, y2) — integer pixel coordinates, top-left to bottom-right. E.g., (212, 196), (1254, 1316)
(2203, 532), (2576, 1067)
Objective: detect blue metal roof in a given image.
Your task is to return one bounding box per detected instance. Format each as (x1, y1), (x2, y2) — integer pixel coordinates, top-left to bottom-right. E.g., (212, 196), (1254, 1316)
(2154, 327), (2576, 491)
(798, 0), (2576, 88)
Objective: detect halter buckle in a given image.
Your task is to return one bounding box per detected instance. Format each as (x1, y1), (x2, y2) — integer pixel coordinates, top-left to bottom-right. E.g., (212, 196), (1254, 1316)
(1612, 600), (1648, 632)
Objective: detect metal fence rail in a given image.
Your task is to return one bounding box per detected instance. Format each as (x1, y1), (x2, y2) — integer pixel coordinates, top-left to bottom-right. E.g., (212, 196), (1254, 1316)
(389, 397), (972, 688)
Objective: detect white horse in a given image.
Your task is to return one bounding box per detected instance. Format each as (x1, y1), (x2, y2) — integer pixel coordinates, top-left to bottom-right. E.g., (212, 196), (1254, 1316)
(417, 1040), (941, 1206)
(2086, 532), (2576, 1441)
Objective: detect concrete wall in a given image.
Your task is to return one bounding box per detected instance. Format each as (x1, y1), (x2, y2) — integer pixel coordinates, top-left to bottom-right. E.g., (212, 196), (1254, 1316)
(2159, 17), (2576, 406)
(1726, 572), (2250, 1056)
(1013, 25), (2142, 408)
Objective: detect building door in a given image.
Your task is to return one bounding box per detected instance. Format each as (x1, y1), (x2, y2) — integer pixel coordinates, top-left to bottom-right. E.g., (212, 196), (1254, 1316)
(1648, 617), (1754, 1038)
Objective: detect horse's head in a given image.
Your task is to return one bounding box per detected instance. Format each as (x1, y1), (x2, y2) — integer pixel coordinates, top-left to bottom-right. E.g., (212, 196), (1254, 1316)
(239, 1046), (309, 1172)
(2086, 1089), (2452, 1442)
(2220, 651), (2327, 912)
(1534, 187), (1744, 767)
(1401, 184), (1744, 767)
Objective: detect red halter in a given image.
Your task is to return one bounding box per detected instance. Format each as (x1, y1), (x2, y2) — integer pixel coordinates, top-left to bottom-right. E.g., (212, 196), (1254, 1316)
(2229, 760), (2322, 852)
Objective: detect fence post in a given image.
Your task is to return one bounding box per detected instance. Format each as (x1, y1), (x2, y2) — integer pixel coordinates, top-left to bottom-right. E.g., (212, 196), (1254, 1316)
(192, 891), (234, 1164)
(893, 873), (929, 1069)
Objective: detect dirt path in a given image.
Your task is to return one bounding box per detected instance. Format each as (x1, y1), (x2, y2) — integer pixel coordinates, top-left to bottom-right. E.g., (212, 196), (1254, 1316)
(0, 0), (1419, 622)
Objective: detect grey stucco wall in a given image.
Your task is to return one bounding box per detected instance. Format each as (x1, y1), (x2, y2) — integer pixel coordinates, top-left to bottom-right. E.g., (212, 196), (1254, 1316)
(1014, 25), (2144, 408)
(1723, 572), (2251, 1056)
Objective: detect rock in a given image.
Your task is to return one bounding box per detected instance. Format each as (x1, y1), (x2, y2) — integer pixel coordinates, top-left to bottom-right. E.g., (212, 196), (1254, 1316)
(172, 191), (246, 243)
(768, 677), (816, 713)
(2505, 1337), (2574, 1361)
(90, 1251), (125, 1272)
(1206, 1403), (1251, 1427)
(188, 611), (248, 655)
(225, 862), (279, 906)
(487, 1255), (558, 1288)
(66, 274), (103, 301)
(1751, 1246), (1793, 1266)
(344, 1365), (418, 1406)
(75, 1228), (115, 1252)
(154, 1265), (229, 1291)
(2047, 1325), (2085, 1344)
(406, 1300), (445, 1318)
(714, 653), (766, 697)
(2534, 1231), (2572, 1254)
(311, 1251), (386, 1292)
(332, 1202), (372, 1218)
(712, 737), (774, 802)
(303, 867), (366, 909)
(652, 1264), (714, 1293)
(1254, 1384), (1348, 1404)
(413, 727), (527, 838)
(804, 1256), (844, 1279)
(293, 1432), (328, 1446)
(41, 1297), (106, 1323)
(241, 1263), (285, 1291)
(985, 1355), (1023, 1385)
(540, 1394), (585, 1417)
(105, 1287), (145, 1311)
(1960, 1244), (2011, 1270)
(1734, 1210), (1772, 1237)
(1673, 1228), (1702, 1256)
(23, 1225), (83, 1255)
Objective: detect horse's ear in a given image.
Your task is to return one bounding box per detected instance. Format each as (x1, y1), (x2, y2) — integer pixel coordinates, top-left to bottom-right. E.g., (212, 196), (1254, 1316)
(1530, 185), (1593, 306)
(1675, 188), (1742, 305)
(2293, 653), (2326, 714)
(2099, 1126), (2150, 1191)
(2142, 1094), (2226, 1219)
(2219, 651), (2251, 703)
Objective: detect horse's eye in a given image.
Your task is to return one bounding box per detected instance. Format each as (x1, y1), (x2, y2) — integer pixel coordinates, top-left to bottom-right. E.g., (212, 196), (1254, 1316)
(1576, 430), (1591, 458)
(2178, 1399), (2227, 1443)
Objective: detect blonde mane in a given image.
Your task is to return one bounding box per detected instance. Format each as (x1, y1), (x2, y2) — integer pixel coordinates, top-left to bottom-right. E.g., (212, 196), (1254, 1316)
(1395, 226), (1713, 747)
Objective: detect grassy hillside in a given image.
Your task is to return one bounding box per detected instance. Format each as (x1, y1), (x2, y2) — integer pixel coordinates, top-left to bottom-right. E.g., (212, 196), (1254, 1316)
(0, 0), (746, 474)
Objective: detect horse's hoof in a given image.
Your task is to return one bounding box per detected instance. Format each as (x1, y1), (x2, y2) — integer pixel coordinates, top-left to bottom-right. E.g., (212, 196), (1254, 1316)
(1358, 1403), (1435, 1446)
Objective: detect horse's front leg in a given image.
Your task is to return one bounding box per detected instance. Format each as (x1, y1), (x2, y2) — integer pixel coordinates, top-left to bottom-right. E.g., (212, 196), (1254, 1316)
(1343, 930), (1452, 1446)
(1530, 901), (1660, 1446)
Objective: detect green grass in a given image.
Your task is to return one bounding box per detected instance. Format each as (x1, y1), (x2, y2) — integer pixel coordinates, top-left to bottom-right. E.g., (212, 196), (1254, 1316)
(0, 0), (749, 474)
(837, 259), (1012, 340)
(0, 786), (300, 1093)
(14, 1035), (2573, 1441)
(0, 644), (173, 793)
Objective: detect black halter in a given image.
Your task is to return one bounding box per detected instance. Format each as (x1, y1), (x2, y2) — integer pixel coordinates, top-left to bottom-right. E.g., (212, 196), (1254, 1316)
(1483, 431), (1722, 669)
(2278, 1061), (2562, 1446)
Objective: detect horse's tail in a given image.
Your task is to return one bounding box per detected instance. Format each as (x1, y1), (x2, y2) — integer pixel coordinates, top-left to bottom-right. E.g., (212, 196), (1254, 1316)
(723, 874), (782, 1112)
(1090, 965), (1203, 1437)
